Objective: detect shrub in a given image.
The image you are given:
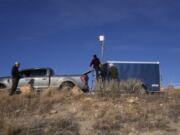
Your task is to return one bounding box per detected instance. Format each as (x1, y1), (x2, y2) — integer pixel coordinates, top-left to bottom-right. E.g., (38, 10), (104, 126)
(93, 79), (144, 98)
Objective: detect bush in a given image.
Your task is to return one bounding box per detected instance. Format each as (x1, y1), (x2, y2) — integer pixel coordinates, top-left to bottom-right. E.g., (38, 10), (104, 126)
(93, 79), (144, 98)
(120, 79), (144, 93)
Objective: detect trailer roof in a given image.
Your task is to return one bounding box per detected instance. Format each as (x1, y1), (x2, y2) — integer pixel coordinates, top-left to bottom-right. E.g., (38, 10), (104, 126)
(107, 61), (160, 64)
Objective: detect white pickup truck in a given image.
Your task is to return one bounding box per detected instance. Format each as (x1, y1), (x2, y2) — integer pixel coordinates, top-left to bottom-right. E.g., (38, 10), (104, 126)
(0, 67), (89, 92)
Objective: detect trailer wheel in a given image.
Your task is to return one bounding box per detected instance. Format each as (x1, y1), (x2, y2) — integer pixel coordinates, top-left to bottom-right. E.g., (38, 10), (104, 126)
(60, 82), (75, 91)
(140, 84), (148, 94)
(139, 88), (147, 94)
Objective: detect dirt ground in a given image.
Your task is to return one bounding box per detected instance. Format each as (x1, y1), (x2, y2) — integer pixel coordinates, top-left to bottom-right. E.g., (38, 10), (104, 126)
(0, 89), (179, 135)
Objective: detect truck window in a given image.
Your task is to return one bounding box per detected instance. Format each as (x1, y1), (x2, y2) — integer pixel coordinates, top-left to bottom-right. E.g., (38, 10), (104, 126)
(19, 70), (31, 77)
(30, 69), (47, 77)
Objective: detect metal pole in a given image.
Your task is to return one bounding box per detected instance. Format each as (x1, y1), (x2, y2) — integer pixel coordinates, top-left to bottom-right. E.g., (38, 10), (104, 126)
(99, 35), (105, 62)
(101, 41), (104, 62)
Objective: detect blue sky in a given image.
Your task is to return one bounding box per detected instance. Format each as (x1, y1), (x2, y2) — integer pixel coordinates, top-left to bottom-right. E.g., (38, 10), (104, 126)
(0, 0), (180, 86)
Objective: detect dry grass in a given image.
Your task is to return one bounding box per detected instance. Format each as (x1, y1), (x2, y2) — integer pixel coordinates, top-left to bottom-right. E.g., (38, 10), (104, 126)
(92, 90), (180, 134)
(0, 89), (179, 135)
(93, 108), (123, 135)
(0, 89), (80, 135)
(93, 79), (145, 99)
(0, 115), (80, 135)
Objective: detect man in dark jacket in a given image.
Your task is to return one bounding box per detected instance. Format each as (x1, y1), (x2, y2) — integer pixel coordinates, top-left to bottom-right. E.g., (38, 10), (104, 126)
(90, 55), (101, 79)
(9, 62), (20, 96)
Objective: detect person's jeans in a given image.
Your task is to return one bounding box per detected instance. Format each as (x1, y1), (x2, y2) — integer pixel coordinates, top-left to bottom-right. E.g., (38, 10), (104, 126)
(94, 67), (101, 79)
(10, 78), (19, 95)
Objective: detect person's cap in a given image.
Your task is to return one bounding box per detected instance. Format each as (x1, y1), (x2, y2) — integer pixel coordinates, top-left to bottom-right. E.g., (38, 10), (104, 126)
(93, 54), (97, 57)
(15, 62), (20, 66)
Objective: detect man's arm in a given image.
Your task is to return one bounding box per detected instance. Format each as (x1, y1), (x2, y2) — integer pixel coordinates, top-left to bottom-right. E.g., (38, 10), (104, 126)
(11, 66), (16, 77)
(90, 60), (93, 67)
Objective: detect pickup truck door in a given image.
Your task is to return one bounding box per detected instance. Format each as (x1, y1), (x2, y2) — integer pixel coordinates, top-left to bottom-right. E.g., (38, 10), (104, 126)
(33, 76), (49, 89)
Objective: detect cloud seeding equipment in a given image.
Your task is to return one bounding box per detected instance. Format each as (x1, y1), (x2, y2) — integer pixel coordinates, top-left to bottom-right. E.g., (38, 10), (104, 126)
(98, 35), (105, 61)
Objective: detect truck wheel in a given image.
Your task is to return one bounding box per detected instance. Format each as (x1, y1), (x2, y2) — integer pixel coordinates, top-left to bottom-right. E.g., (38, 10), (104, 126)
(60, 82), (75, 91)
(0, 84), (6, 89)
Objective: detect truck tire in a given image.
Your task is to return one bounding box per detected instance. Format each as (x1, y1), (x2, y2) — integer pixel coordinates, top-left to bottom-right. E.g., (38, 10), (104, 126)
(0, 84), (6, 89)
(60, 82), (75, 91)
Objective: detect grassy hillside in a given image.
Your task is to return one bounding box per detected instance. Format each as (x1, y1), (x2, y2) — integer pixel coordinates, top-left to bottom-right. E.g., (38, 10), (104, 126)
(0, 89), (179, 135)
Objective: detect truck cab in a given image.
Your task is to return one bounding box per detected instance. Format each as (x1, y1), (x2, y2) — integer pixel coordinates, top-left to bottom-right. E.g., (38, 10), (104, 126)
(18, 68), (54, 89)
